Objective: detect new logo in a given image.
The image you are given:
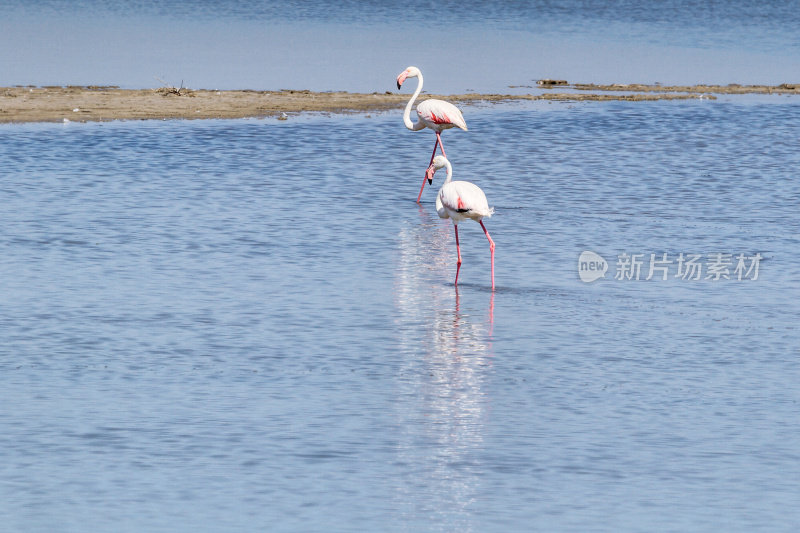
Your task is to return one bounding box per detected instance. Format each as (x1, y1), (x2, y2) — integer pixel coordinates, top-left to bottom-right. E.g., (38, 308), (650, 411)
(578, 251), (608, 282)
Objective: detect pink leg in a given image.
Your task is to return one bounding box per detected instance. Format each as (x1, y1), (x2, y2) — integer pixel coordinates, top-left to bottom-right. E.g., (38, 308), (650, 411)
(488, 291), (495, 330)
(454, 224), (462, 286)
(480, 220), (495, 290)
(437, 132), (447, 158)
(416, 132), (445, 203)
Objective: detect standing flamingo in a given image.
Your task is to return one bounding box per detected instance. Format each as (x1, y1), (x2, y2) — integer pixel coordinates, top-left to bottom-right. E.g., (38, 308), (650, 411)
(428, 155), (495, 290)
(396, 66), (467, 203)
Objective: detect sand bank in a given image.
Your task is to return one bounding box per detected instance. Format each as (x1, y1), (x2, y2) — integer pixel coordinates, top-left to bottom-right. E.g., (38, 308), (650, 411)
(1, 83), (798, 123)
(569, 82), (800, 94)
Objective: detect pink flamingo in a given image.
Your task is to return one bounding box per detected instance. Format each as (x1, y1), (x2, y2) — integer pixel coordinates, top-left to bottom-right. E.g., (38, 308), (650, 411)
(429, 155), (495, 290)
(396, 66), (468, 202)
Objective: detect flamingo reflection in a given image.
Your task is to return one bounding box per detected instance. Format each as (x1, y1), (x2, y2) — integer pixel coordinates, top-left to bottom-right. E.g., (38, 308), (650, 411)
(391, 204), (495, 525)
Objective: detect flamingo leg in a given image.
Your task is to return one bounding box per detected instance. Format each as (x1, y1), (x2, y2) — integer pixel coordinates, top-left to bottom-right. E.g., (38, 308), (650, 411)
(480, 220), (495, 290)
(415, 177), (427, 203)
(416, 132), (446, 203)
(454, 224), (462, 286)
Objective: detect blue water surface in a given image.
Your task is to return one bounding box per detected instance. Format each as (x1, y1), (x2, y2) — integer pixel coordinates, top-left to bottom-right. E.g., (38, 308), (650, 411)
(1, 95), (799, 531)
(2, 0), (800, 90)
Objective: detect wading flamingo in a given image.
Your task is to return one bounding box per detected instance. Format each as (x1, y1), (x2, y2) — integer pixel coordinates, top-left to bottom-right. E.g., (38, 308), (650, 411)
(428, 155), (495, 290)
(396, 66), (467, 203)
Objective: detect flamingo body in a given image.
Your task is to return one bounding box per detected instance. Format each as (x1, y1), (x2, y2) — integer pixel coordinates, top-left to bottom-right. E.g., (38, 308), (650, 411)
(429, 156), (495, 290)
(396, 66), (468, 201)
(436, 180), (493, 223)
(416, 99), (468, 133)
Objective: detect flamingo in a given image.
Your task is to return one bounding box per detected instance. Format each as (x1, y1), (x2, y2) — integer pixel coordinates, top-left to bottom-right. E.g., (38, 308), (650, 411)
(428, 155), (495, 290)
(396, 66), (467, 203)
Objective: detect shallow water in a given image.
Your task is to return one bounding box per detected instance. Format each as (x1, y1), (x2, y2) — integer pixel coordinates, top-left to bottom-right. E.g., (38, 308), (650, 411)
(2, 97), (799, 531)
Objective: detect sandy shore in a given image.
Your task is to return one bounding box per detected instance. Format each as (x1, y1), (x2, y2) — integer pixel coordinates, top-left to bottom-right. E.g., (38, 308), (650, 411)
(570, 82), (800, 94)
(1, 83), (798, 123)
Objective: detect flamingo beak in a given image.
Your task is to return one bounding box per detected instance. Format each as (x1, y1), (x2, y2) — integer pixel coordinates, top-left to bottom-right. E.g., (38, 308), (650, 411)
(426, 164), (436, 185)
(396, 72), (408, 90)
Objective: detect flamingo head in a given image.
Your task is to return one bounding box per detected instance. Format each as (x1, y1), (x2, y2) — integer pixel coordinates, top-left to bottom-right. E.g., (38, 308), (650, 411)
(396, 66), (421, 90)
(432, 155), (448, 170)
(427, 155), (449, 184)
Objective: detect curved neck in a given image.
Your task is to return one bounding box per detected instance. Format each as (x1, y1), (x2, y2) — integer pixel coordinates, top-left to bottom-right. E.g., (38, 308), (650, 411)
(442, 159), (453, 185)
(403, 73), (426, 131)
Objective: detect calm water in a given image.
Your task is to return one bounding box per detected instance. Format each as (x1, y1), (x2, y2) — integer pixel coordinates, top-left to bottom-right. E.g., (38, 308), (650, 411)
(2, 95), (800, 531)
(2, 0), (800, 90)
(3, 1), (800, 531)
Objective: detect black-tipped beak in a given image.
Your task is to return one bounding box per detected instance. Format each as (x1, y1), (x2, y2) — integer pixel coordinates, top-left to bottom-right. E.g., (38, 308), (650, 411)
(396, 81), (402, 90)
(425, 165), (435, 185)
